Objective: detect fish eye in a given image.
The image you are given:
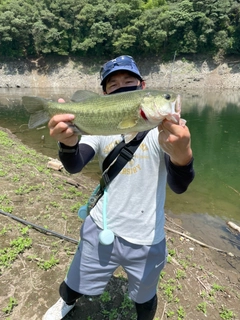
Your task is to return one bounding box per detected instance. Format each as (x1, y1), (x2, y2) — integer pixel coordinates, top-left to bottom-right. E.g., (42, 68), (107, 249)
(163, 93), (171, 100)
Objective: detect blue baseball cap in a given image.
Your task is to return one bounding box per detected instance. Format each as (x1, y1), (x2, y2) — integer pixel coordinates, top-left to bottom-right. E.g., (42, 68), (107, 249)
(100, 55), (143, 87)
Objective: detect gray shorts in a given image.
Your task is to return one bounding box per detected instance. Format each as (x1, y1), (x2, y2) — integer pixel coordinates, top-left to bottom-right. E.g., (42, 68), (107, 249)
(65, 216), (167, 303)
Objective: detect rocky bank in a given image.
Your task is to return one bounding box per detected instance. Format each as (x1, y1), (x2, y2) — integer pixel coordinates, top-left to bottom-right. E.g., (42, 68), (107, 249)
(1, 54), (240, 91)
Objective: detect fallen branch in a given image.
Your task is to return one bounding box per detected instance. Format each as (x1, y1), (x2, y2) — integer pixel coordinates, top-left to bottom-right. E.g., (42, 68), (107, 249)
(164, 226), (234, 256)
(52, 173), (88, 189)
(196, 276), (209, 291)
(227, 185), (240, 196)
(165, 215), (185, 231)
(227, 221), (240, 233)
(160, 302), (167, 320)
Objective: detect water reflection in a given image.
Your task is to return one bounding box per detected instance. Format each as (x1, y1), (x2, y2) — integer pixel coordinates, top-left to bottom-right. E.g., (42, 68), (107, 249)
(0, 88), (239, 255)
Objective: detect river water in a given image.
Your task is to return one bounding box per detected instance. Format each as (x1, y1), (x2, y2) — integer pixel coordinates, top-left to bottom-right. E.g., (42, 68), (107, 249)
(0, 88), (239, 256)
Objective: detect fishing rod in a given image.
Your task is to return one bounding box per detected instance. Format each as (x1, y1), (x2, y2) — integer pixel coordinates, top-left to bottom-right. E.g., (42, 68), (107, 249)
(163, 51), (177, 100)
(167, 50), (177, 90)
(0, 208), (79, 245)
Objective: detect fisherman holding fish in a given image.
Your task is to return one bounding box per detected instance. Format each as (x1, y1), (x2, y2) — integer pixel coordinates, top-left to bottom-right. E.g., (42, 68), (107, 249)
(41, 55), (195, 320)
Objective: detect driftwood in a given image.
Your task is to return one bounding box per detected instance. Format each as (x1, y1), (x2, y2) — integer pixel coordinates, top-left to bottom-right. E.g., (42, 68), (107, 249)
(227, 221), (240, 233)
(164, 226), (234, 256)
(52, 173), (88, 189)
(227, 185), (240, 196)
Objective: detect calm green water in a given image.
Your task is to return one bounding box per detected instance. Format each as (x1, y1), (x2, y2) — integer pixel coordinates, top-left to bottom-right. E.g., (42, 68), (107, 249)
(167, 92), (240, 219)
(0, 88), (239, 254)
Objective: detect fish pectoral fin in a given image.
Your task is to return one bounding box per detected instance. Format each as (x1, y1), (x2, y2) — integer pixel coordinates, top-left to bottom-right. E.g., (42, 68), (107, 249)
(28, 111), (50, 129)
(66, 122), (88, 135)
(117, 118), (138, 129)
(124, 132), (138, 143)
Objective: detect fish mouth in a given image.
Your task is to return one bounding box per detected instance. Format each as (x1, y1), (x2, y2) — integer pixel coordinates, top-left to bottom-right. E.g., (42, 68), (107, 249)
(140, 109), (148, 120)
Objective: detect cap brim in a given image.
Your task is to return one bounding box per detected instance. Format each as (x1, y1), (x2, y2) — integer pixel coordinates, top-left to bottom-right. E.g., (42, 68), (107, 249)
(100, 65), (143, 85)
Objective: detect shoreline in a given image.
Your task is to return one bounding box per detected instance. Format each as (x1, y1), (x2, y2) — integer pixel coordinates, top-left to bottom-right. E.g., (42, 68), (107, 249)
(1, 54), (240, 91)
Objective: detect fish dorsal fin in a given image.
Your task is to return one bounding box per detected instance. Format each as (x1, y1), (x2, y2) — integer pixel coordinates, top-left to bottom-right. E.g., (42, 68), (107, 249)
(71, 90), (99, 102)
(22, 96), (48, 113)
(28, 111), (50, 129)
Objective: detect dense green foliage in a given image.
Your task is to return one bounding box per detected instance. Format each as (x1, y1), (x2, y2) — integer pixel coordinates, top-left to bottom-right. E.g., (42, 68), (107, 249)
(0, 0), (239, 58)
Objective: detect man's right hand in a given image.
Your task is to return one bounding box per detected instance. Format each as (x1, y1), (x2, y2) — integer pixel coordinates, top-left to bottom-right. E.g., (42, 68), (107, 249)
(48, 114), (79, 147)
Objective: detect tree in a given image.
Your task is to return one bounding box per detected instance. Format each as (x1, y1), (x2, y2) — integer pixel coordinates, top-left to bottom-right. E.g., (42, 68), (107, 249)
(191, 0), (233, 53)
(0, 0), (35, 56)
(32, 0), (84, 55)
(1, 0), (240, 58)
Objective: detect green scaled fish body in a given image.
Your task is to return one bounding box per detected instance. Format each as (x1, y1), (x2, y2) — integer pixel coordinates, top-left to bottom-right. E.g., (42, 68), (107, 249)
(22, 90), (181, 140)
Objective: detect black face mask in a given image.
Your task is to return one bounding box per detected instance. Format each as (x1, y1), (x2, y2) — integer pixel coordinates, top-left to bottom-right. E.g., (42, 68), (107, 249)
(108, 85), (143, 95)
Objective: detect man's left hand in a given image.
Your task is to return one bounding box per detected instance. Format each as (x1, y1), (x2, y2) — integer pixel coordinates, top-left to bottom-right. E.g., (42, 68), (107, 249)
(158, 119), (193, 166)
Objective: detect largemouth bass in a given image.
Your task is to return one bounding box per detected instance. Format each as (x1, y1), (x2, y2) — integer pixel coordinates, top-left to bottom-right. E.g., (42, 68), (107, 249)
(22, 90), (181, 141)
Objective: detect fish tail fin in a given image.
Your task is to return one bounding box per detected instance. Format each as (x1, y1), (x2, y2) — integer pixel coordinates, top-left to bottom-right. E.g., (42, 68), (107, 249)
(22, 96), (50, 129)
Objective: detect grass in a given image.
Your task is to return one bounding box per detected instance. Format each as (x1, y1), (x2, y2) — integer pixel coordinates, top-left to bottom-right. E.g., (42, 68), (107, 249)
(0, 236), (32, 273)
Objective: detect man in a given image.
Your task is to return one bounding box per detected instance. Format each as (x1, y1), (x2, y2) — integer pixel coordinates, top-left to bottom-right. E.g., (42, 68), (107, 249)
(43, 55), (194, 320)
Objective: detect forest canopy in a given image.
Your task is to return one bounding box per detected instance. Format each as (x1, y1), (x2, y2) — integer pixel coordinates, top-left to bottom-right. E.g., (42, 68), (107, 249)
(0, 0), (239, 59)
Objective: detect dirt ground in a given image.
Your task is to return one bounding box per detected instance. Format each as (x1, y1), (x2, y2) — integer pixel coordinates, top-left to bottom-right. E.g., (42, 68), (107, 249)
(0, 127), (240, 320)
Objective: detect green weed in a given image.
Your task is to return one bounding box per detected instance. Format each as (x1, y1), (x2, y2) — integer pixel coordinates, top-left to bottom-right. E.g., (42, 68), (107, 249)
(12, 175), (20, 182)
(0, 169), (7, 177)
(2, 297), (18, 314)
(160, 279), (176, 302)
(70, 202), (82, 212)
(0, 131), (14, 147)
(166, 310), (175, 317)
(175, 269), (186, 280)
(100, 291), (111, 303)
(177, 306), (186, 319)
(0, 206), (13, 213)
(37, 255), (59, 270)
(197, 302), (207, 315)
(168, 249), (176, 256)
(50, 201), (60, 208)
(212, 283), (225, 292)
(120, 294), (135, 318)
(0, 236), (32, 272)
(19, 226), (30, 235)
(61, 212), (68, 220)
(15, 184), (43, 195)
(0, 226), (8, 235)
(219, 306), (235, 319)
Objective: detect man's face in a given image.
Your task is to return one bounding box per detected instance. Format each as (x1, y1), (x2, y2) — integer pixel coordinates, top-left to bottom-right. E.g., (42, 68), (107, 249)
(105, 71), (145, 94)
